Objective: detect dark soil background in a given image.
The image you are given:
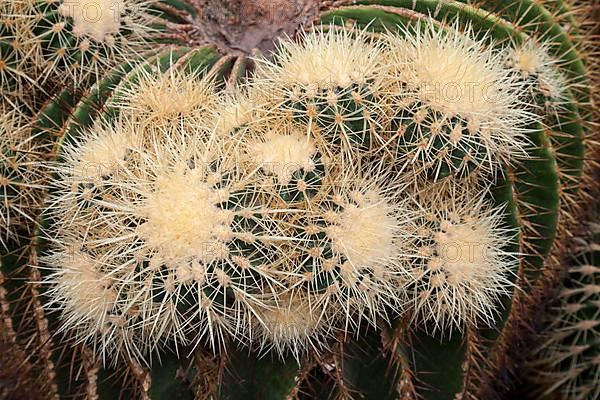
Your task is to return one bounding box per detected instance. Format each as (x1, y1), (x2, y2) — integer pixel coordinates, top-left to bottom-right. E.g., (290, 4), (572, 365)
(185, 0), (352, 55)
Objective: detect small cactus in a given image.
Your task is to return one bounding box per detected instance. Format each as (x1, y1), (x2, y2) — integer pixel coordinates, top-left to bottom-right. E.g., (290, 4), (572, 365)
(506, 41), (568, 110)
(381, 21), (535, 181)
(252, 28), (388, 158)
(407, 184), (517, 331)
(267, 167), (415, 328)
(0, 0), (180, 109)
(44, 117), (284, 361)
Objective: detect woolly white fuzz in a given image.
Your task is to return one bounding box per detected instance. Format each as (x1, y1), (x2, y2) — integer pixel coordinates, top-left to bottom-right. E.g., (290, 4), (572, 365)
(249, 129), (317, 185)
(59, 0), (124, 43)
(326, 189), (399, 269)
(138, 166), (234, 263)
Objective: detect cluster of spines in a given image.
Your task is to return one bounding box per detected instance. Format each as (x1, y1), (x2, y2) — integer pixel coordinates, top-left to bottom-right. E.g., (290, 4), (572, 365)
(0, 105), (43, 249)
(380, 21), (536, 182)
(406, 184), (517, 331)
(506, 41), (568, 113)
(251, 28), (389, 160)
(42, 20), (566, 365)
(43, 104), (287, 361)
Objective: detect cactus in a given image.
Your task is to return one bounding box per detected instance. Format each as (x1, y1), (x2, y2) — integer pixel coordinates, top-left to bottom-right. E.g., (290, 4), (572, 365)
(0, 105), (41, 249)
(520, 213), (600, 400)
(0, 0), (193, 111)
(1, 45), (240, 398)
(406, 183), (518, 331)
(381, 21), (534, 181)
(251, 28), (388, 158)
(44, 120), (259, 361)
(44, 65), (422, 362)
(0, 0), (598, 399)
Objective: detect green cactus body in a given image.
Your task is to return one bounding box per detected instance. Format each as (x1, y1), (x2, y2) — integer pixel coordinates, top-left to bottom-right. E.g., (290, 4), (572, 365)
(390, 100), (486, 179)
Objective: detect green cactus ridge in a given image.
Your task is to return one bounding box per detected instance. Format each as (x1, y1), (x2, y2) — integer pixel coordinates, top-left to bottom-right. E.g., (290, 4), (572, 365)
(0, 0), (597, 399)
